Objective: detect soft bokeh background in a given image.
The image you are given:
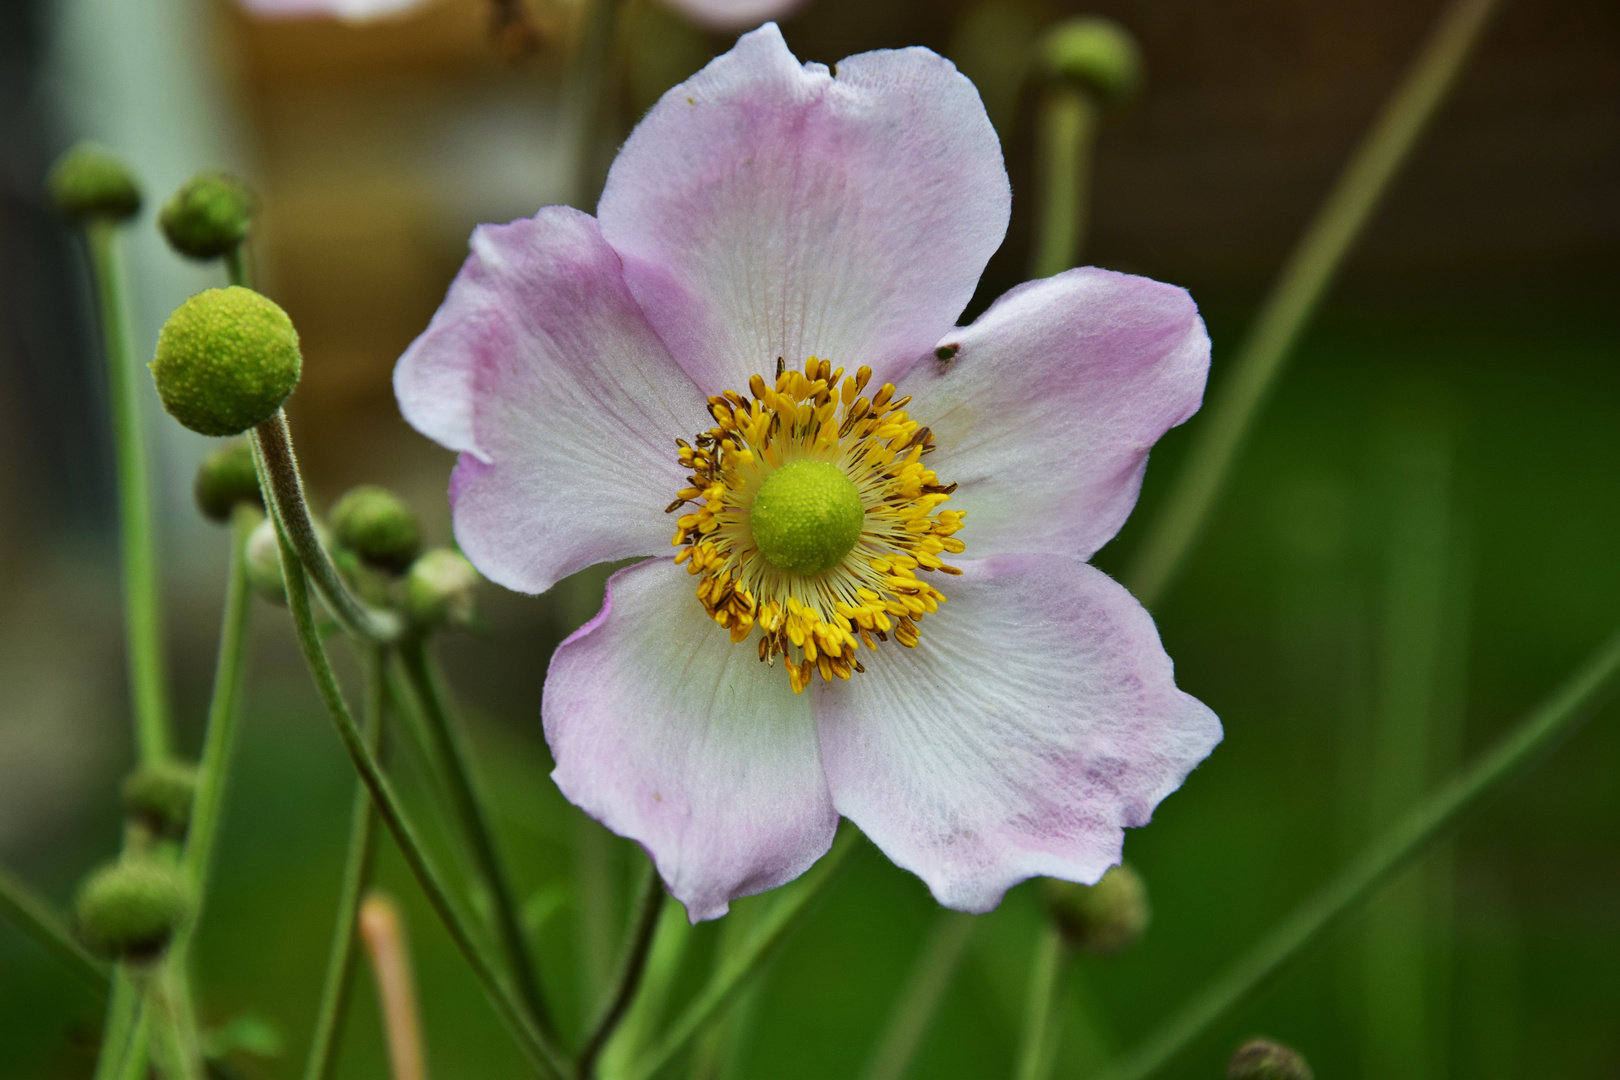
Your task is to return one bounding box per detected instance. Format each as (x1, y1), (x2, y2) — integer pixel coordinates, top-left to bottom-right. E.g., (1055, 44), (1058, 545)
(2, 0), (1618, 1077)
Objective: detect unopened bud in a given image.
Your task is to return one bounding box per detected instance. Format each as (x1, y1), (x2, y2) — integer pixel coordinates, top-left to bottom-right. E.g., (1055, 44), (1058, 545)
(245, 516), (288, 604)
(74, 857), (191, 961)
(1037, 17), (1142, 107)
(194, 439), (263, 523)
(150, 287), (301, 437)
(1041, 863), (1150, 954)
(1227, 1037), (1313, 1080)
(331, 486), (421, 575)
(47, 143), (142, 223)
(160, 172), (254, 260)
(406, 549), (479, 628)
(121, 761), (198, 839)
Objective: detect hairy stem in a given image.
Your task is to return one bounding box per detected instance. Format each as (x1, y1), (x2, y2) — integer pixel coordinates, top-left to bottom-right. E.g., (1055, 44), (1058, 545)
(1096, 621), (1620, 1080)
(579, 865), (665, 1078)
(1123, 0), (1502, 608)
(1028, 86), (1099, 280)
(859, 911), (976, 1080)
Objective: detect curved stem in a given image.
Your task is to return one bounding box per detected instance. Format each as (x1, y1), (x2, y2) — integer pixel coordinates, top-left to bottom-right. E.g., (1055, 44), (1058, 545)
(86, 219), (172, 764)
(275, 536), (566, 1079)
(1013, 928), (1068, 1080)
(397, 639), (552, 1037)
(1096, 622), (1620, 1080)
(1123, 0), (1502, 608)
(302, 647), (387, 1080)
(0, 863), (108, 994)
(625, 829), (861, 1080)
(1027, 86), (1099, 280)
(859, 911), (976, 1080)
(579, 864), (665, 1078)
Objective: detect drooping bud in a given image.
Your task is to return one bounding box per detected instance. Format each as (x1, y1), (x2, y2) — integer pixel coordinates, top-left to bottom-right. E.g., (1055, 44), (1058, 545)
(1041, 863), (1150, 955)
(160, 172), (254, 260)
(74, 857), (191, 961)
(121, 760), (199, 839)
(1037, 17), (1142, 107)
(330, 485), (422, 575)
(47, 143), (142, 223)
(194, 439), (263, 523)
(1227, 1037), (1314, 1080)
(150, 287), (301, 437)
(245, 516), (288, 604)
(405, 549), (480, 629)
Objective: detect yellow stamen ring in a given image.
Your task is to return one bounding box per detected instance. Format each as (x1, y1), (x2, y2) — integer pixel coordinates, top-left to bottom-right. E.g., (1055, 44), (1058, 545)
(667, 357), (966, 694)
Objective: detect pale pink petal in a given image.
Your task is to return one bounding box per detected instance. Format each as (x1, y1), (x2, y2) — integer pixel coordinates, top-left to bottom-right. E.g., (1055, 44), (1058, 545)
(238, 0), (428, 20)
(814, 554), (1220, 913)
(659, 0), (808, 31)
(544, 558), (837, 921)
(598, 23), (1009, 395)
(900, 268), (1210, 563)
(394, 206), (708, 595)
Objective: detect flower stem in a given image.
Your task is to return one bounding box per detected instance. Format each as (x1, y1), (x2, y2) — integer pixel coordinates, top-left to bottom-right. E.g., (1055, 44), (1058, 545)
(224, 241), (251, 290)
(597, 892), (692, 1078)
(274, 534), (567, 1079)
(397, 638), (554, 1038)
(360, 891), (431, 1080)
(858, 910), (976, 1080)
(579, 864), (665, 1079)
(91, 969), (139, 1080)
(1122, 0), (1501, 609)
(251, 411), (401, 644)
(1095, 621), (1620, 1080)
(113, 1006), (151, 1080)
(302, 646), (386, 1080)
(0, 863), (109, 994)
(1028, 86), (1099, 280)
(1013, 926), (1068, 1080)
(625, 829), (861, 1080)
(86, 219), (173, 765)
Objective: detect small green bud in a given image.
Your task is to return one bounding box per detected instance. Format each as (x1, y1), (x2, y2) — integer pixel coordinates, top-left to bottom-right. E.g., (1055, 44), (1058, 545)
(74, 857), (191, 961)
(47, 142), (142, 223)
(194, 439), (263, 523)
(121, 761), (199, 839)
(1037, 17), (1142, 107)
(330, 485), (421, 575)
(160, 172), (254, 260)
(1041, 863), (1150, 954)
(1227, 1037), (1313, 1080)
(150, 287), (301, 437)
(406, 549), (480, 629)
(245, 516), (288, 604)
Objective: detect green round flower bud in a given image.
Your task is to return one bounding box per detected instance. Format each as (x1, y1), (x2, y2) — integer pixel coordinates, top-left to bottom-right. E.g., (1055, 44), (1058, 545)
(1227, 1037), (1313, 1080)
(406, 549), (480, 629)
(330, 485), (421, 575)
(245, 516), (288, 604)
(1037, 17), (1142, 107)
(160, 172), (254, 259)
(750, 460), (865, 576)
(74, 857), (191, 961)
(121, 761), (199, 839)
(1041, 863), (1150, 955)
(150, 287), (301, 437)
(47, 142), (142, 223)
(194, 439), (262, 523)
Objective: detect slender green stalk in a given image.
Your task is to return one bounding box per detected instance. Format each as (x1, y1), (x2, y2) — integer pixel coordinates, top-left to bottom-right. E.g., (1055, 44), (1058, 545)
(114, 1008), (151, 1080)
(0, 863), (108, 993)
(274, 535), (566, 1079)
(598, 893), (691, 1078)
(1122, 0), (1501, 608)
(579, 864), (666, 1078)
(86, 219), (172, 764)
(302, 648), (387, 1080)
(1028, 86), (1099, 280)
(859, 911), (976, 1080)
(1014, 927), (1068, 1080)
(626, 830), (861, 1080)
(148, 963), (205, 1080)
(1095, 621), (1620, 1080)
(571, 0), (626, 208)
(92, 970), (139, 1080)
(398, 639), (553, 1037)
(224, 243), (250, 290)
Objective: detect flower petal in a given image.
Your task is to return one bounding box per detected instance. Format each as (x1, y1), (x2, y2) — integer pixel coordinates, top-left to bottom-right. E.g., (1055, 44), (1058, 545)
(902, 268), (1210, 561)
(237, 0), (428, 20)
(814, 553), (1220, 913)
(660, 0), (809, 31)
(394, 206), (707, 595)
(544, 558), (837, 921)
(598, 23), (1010, 395)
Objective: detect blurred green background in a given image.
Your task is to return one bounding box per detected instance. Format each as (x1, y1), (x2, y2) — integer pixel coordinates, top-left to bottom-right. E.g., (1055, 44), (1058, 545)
(1, 0), (1617, 1077)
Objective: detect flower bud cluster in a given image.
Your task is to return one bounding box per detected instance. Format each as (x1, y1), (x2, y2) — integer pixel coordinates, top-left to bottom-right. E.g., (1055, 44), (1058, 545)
(160, 173), (254, 260)
(1037, 17), (1142, 106)
(74, 857), (191, 961)
(121, 761), (199, 840)
(48, 143), (142, 223)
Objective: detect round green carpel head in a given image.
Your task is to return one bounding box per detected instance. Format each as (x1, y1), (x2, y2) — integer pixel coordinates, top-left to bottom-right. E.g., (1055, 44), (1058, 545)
(151, 286), (301, 436)
(1041, 863), (1151, 955)
(750, 460), (865, 577)
(121, 760), (199, 839)
(331, 484), (421, 574)
(1227, 1038), (1314, 1080)
(194, 439), (262, 523)
(1038, 16), (1142, 107)
(405, 548), (480, 629)
(74, 857), (192, 961)
(47, 142), (142, 223)
(160, 172), (254, 259)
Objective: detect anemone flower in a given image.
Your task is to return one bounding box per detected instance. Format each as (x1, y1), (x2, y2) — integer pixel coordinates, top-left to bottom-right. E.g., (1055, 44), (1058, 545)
(237, 0), (805, 31)
(396, 23), (1221, 921)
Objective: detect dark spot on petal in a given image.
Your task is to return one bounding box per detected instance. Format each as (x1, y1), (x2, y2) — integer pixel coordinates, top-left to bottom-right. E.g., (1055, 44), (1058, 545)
(935, 344), (959, 361)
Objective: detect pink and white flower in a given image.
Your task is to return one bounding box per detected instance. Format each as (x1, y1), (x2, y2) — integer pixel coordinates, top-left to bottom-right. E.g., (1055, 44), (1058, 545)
(237, 0), (805, 31)
(396, 23), (1221, 921)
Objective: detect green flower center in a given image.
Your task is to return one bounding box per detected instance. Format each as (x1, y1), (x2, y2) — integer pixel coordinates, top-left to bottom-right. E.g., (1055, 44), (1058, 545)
(749, 459), (865, 576)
